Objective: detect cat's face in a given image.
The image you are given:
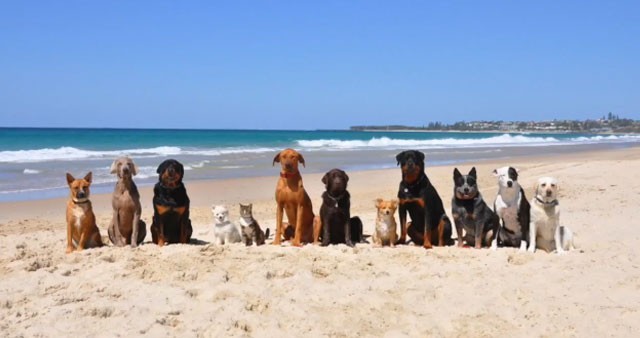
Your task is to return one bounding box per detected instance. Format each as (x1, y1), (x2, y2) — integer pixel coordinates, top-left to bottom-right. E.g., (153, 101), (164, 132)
(239, 203), (253, 217)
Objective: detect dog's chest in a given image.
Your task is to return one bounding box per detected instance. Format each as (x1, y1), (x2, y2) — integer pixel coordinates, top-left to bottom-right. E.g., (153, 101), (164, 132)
(376, 217), (394, 237)
(495, 196), (521, 233)
(71, 205), (86, 230)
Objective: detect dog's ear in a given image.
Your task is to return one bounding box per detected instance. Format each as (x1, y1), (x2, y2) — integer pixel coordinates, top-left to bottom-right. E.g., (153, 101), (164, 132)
(66, 173), (75, 186)
(391, 199), (399, 209)
(84, 172), (92, 184)
(321, 172), (329, 185)
(298, 153), (305, 167)
(508, 167), (519, 181)
(492, 169), (499, 177)
(415, 151), (425, 164)
(110, 159), (119, 175)
(341, 170), (349, 182)
(469, 167), (477, 179)
(395, 151), (406, 166)
(156, 160), (167, 174)
(453, 168), (462, 180)
(176, 161), (184, 176)
(131, 159), (139, 176)
(272, 152), (281, 166)
(375, 198), (383, 208)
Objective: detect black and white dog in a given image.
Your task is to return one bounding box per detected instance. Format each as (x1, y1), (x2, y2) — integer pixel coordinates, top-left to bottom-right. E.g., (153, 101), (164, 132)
(493, 166), (530, 251)
(451, 167), (500, 249)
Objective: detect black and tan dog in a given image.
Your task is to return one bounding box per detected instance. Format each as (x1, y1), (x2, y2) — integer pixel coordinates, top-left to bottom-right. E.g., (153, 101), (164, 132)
(396, 150), (453, 249)
(150, 159), (192, 246)
(451, 167), (500, 249)
(318, 168), (363, 247)
(65, 172), (104, 253)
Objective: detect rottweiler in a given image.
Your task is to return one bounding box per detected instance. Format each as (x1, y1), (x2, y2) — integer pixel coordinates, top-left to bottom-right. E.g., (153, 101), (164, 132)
(319, 168), (363, 247)
(150, 159), (193, 246)
(396, 150), (453, 249)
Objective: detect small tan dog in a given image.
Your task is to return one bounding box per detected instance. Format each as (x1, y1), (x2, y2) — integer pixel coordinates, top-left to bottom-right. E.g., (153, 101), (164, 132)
(65, 172), (103, 253)
(373, 198), (398, 247)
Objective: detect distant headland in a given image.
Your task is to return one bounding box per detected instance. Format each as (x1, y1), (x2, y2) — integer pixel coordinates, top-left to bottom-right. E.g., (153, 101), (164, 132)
(351, 113), (639, 133)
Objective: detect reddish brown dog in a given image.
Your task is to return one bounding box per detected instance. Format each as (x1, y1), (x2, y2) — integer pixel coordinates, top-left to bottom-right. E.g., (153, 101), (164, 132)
(272, 149), (319, 246)
(65, 172), (104, 253)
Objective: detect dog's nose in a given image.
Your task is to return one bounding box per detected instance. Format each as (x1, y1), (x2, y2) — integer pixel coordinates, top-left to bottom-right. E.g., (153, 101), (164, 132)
(385, 210), (390, 215)
(507, 181), (513, 188)
(546, 190), (552, 197)
(463, 188), (469, 194)
(285, 163), (293, 170)
(77, 191), (86, 198)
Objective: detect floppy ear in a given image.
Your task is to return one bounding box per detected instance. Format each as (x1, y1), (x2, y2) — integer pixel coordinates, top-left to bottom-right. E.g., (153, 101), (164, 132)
(84, 172), (92, 184)
(110, 159), (119, 174)
(321, 172), (329, 185)
(533, 181), (540, 196)
(395, 151), (406, 166)
(469, 167), (477, 179)
(492, 169), (499, 177)
(375, 198), (383, 208)
(66, 173), (75, 186)
(416, 151), (425, 163)
(131, 159), (139, 176)
(343, 171), (349, 183)
(272, 152), (281, 166)
(176, 161), (184, 176)
(156, 160), (167, 174)
(508, 167), (519, 180)
(453, 168), (462, 180)
(298, 153), (305, 167)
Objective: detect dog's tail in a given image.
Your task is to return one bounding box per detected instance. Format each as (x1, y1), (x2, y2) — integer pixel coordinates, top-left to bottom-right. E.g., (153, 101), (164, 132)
(350, 216), (363, 243)
(560, 225), (578, 250)
(264, 228), (270, 240)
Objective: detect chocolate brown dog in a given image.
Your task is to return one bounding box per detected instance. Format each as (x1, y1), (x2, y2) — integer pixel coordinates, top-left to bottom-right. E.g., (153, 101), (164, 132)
(150, 159), (192, 246)
(108, 157), (146, 247)
(65, 172), (104, 253)
(272, 148), (319, 246)
(319, 168), (363, 246)
(396, 150), (453, 248)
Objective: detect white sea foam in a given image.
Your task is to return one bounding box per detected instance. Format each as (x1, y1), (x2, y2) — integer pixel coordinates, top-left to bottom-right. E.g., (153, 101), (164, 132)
(23, 169), (41, 174)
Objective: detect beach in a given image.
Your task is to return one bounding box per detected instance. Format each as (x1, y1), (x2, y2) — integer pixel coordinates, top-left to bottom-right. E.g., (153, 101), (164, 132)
(1, 146), (640, 337)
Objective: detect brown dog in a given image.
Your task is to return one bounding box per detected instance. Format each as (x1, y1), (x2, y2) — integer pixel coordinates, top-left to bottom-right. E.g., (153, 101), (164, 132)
(272, 148), (319, 246)
(65, 172), (103, 253)
(108, 157), (146, 247)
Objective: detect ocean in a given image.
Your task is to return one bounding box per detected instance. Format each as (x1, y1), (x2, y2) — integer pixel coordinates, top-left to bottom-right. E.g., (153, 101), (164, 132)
(1, 128), (639, 202)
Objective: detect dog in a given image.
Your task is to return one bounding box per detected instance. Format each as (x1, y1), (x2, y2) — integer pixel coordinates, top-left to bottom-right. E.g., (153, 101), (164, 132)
(211, 205), (242, 245)
(529, 177), (575, 254)
(65, 172), (103, 253)
(272, 148), (320, 246)
(238, 203), (269, 246)
(318, 168), (363, 247)
(396, 150), (453, 249)
(373, 198), (398, 247)
(108, 157), (146, 247)
(493, 166), (530, 250)
(150, 159), (193, 246)
(451, 167), (500, 249)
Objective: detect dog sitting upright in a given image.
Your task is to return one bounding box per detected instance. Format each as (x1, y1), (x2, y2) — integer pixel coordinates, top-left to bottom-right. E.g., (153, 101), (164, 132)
(451, 167), (500, 249)
(65, 172), (103, 253)
(150, 159), (193, 246)
(493, 166), (530, 250)
(108, 156), (146, 247)
(529, 177), (575, 254)
(319, 168), (363, 247)
(396, 150), (453, 248)
(373, 198), (398, 247)
(212, 205), (241, 245)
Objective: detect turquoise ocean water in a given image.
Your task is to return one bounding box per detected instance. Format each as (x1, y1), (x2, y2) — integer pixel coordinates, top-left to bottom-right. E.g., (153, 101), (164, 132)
(1, 128), (639, 202)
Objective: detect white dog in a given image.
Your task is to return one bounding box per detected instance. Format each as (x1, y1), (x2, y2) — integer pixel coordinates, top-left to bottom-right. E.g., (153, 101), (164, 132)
(528, 177), (575, 254)
(212, 205), (241, 245)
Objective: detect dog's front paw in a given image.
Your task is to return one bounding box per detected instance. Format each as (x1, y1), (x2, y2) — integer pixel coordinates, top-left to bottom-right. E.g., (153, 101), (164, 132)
(65, 246), (74, 254)
(345, 240), (354, 248)
(557, 250), (567, 256)
(527, 247), (536, 254)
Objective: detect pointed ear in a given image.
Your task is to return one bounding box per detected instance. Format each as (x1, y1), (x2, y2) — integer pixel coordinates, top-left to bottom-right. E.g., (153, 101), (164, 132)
(84, 172), (92, 184)
(375, 198), (383, 208)
(272, 152), (281, 166)
(298, 153), (305, 167)
(492, 169), (499, 177)
(110, 159), (119, 174)
(453, 168), (462, 180)
(469, 167), (477, 178)
(66, 173), (75, 186)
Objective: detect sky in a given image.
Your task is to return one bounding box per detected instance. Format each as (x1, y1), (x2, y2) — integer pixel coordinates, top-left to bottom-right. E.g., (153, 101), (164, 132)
(1, 1), (639, 130)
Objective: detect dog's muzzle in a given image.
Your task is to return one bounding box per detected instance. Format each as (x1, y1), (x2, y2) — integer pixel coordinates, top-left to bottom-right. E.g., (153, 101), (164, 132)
(546, 190), (553, 197)
(507, 181), (513, 188)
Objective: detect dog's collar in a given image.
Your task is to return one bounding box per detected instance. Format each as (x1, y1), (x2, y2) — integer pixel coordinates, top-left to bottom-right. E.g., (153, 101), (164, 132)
(160, 182), (181, 190)
(404, 174), (426, 188)
(73, 198), (90, 205)
(280, 172), (300, 179)
(535, 197), (558, 206)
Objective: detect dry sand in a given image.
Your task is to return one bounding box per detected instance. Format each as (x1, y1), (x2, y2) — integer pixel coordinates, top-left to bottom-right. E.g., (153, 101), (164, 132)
(1, 147), (640, 337)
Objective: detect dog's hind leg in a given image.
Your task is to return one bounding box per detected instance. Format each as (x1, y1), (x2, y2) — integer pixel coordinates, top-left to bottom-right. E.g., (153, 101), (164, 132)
(131, 212), (141, 247)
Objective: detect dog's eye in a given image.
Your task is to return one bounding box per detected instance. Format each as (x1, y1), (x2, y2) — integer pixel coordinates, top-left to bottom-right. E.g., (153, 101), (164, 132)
(551, 184), (556, 188)
(541, 183), (546, 187)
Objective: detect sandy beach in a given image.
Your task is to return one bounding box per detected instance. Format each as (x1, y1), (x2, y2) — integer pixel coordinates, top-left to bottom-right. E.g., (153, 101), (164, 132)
(1, 147), (640, 337)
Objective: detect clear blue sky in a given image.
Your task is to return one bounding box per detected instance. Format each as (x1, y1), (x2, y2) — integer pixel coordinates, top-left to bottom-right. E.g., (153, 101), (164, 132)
(1, 1), (638, 129)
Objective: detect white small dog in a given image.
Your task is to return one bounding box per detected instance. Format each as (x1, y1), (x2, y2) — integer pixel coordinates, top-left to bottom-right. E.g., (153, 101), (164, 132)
(212, 205), (241, 245)
(528, 177), (575, 254)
